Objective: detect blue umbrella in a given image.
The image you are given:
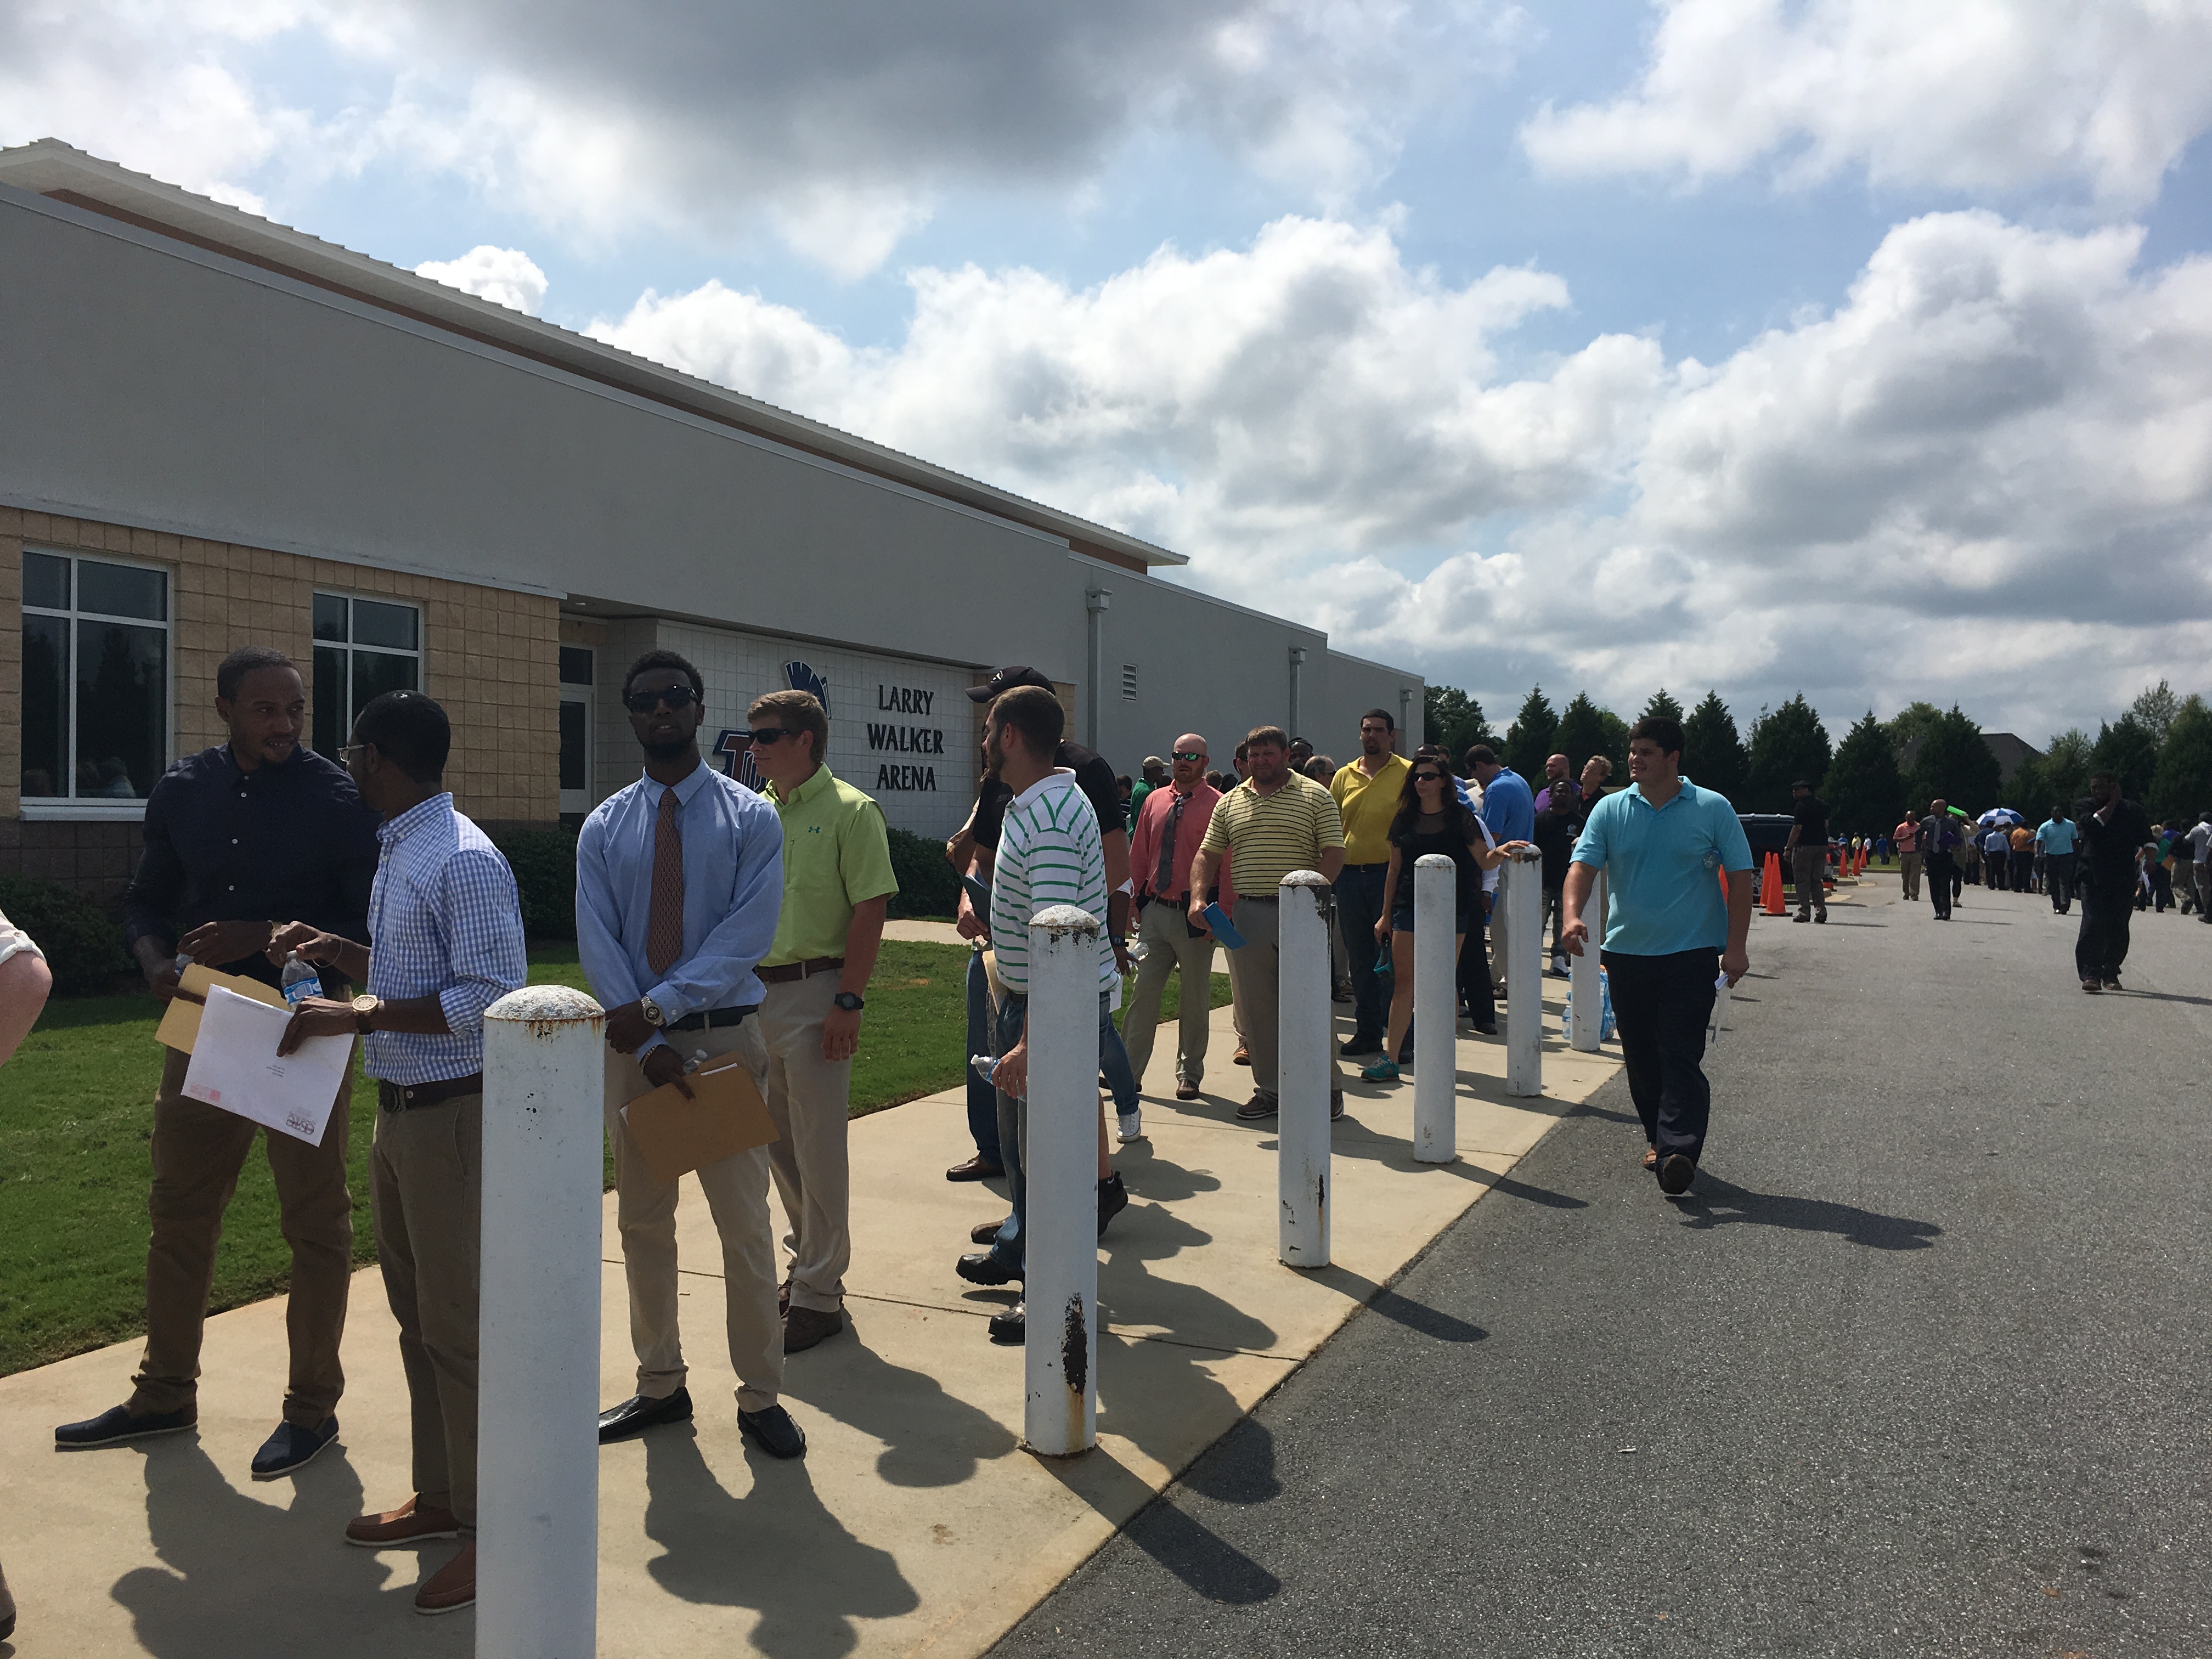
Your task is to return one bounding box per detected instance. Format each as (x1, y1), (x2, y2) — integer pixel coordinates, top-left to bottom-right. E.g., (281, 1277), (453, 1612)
(1977, 808), (2024, 828)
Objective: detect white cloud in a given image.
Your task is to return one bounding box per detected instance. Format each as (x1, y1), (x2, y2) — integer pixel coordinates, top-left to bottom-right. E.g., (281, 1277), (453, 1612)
(1521, 0), (2212, 208)
(1, 0), (1521, 274)
(597, 208), (2212, 737)
(413, 244), (549, 314)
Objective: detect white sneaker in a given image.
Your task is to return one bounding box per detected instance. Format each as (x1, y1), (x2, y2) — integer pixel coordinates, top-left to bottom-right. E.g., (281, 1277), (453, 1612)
(1115, 1110), (1143, 1143)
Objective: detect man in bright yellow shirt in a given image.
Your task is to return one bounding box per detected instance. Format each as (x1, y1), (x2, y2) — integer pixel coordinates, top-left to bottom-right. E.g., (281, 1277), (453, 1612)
(744, 690), (900, 1354)
(1328, 708), (1410, 1059)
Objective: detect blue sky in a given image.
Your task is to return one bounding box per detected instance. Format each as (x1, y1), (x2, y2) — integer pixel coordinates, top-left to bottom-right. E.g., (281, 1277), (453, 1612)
(7, 0), (2211, 744)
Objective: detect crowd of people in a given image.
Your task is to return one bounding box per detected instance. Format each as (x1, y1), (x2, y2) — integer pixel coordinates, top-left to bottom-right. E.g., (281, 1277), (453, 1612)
(10, 652), (1761, 1630)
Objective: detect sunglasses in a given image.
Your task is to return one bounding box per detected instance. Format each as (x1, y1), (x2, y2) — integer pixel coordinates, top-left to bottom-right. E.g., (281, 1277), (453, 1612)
(1413, 771), (1446, 785)
(623, 685), (700, 714)
(1172, 750), (1206, 763)
(745, 727), (793, 747)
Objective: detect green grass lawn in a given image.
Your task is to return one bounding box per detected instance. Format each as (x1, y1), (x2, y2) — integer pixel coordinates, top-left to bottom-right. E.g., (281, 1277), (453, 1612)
(0, 938), (1229, 1379)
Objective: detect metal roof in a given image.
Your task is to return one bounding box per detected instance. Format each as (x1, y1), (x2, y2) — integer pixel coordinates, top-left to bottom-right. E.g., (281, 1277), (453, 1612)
(0, 137), (1186, 571)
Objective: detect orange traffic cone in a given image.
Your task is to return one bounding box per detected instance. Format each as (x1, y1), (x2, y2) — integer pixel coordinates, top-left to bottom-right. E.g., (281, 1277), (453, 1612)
(1762, 850), (1787, 915)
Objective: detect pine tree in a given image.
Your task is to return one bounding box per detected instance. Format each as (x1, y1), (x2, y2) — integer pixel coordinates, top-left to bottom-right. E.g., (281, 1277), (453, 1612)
(1903, 706), (2000, 814)
(1745, 695), (1834, 814)
(1822, 712), (1906, 835)
(1681, 692), (1747, 799)
(1554, 692), (1623, 782)
(1502, 687), (1558, 781)
(1423, 684), (1497, 763)
(2149, 695), (2212, 822)
(2038, 729), (2094, 811)
(2090, 713), (2160, 802)
(1639, 689), (1684, 725)
(2131, 678), (2180, 747)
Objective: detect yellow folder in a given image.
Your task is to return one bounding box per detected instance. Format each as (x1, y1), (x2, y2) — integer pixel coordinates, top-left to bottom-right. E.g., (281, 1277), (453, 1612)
(620, 1056), (780, 1186)
(156, 963), (291, 1054)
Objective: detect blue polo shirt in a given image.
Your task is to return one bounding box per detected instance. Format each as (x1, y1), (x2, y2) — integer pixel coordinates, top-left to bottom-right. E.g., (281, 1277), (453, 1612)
(1570, 776), (1753, 957)
(2034, 817), (2076, 855)
(1477, 767), (1536, 844)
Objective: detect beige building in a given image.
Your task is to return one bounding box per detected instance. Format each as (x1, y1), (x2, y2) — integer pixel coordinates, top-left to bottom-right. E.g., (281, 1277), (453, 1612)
(1, 139), (1423, 901)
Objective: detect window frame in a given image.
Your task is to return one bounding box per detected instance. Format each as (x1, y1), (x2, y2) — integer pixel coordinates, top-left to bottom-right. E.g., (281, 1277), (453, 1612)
(557, 646), (595, 816)
(311, 590), (424, 760)
(19, 546), (174, 821)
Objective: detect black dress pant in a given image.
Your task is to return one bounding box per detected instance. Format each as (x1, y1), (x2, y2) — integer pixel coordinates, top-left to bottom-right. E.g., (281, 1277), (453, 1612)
(1602, 947), (1720, 1166)
(1457, 901), (1497, 1029)
(2046, 853), (2075, 912)
(1926, 855), (1954, 917)
(2075, 878), (2132, 981)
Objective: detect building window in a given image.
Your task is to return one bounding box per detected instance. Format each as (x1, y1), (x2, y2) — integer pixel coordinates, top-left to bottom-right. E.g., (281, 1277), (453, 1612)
(1122, 663), (1139, 702)
(313, 592), (421, 758)
(557, 646), (594, 817)
(20, 548), (171, 802)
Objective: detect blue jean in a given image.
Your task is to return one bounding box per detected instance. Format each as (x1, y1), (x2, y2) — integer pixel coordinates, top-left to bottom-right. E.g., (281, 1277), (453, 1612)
(1334, 865), (1392, 1042)
(964, 947), (1000, 1164)
(986, 988), (1110, 1273)
(1099, 998), (1138, 1113)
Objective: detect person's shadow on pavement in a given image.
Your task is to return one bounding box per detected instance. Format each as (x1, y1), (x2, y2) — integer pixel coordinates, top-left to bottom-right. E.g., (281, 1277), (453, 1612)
(777, 1313), (1018, 1488)
(1671, 1173), (1943, 1250)
(641, 1421), (916, 1659)
(111, 1431), (430, 1657)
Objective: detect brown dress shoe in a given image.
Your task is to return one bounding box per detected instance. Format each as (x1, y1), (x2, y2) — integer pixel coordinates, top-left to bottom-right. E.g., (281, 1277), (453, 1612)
(346, 1496), (461, 1548)
(1175, 1080), (1200, 1101)
(783, 1305), (845, 1353)
(970, 1217), (1004, 1244)
(1233, 1044), (1250, 1066)
(414, 1542), (476, 1616)
(945, 1155), (1005, 1182)
(778, 1279), (792, 1317)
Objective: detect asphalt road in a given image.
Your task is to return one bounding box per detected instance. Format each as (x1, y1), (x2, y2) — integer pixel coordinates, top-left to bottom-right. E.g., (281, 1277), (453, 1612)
(990, 876), (2212, 1658)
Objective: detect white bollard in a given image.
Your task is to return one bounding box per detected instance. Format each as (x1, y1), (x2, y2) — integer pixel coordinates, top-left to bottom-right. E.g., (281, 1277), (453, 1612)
(1023, 904), (1101, 1458)
(1278, 871), (1333, 1267)
(478, 985), (606, 1659)
(1568, 870), (1606, 1053)
(1503, 849), (1543, 1097)
(1412, 854), (1458, 1164)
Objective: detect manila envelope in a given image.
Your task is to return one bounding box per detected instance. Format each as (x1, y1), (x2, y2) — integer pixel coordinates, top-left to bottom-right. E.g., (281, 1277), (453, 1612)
(620, 1057), (780, 1186)
(156, 963), (291, 1054)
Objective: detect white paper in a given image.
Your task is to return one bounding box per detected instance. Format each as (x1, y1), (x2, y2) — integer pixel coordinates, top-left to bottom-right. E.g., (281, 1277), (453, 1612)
(180, 986), (352, 1145)
(1707, 972), (1731, 1050)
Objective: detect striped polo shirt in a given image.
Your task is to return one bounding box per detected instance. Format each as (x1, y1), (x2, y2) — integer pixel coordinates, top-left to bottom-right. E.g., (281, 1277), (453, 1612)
(1200, 771), (1346, 896)
(988, 769), (1113, 994)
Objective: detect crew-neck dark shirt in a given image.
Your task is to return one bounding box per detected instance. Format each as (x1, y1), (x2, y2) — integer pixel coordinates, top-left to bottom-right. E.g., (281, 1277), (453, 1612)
(973, 740), (1125, 851)
(2075, 797), (2154, 892)
(122, 743), (382, 990)
(1791, 794), (1830, 846)
(1391, 809), (1480, 914)
(1532, 802), (1581, 886)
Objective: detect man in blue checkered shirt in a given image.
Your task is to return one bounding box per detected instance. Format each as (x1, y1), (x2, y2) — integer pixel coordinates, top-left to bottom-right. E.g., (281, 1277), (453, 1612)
(273, 690), (526, 1618)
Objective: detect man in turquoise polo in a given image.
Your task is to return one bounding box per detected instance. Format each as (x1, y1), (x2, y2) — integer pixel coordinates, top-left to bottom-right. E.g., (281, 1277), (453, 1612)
(1559, 714), (1753, 1197)
(744, 687), (899, 1353)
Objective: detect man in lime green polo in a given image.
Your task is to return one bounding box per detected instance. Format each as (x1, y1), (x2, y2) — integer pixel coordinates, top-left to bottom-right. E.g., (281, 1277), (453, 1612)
(743, 689), (899, 1353)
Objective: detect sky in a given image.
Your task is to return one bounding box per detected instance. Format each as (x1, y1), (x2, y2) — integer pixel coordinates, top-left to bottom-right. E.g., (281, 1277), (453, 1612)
(7, 0), (2212, 745)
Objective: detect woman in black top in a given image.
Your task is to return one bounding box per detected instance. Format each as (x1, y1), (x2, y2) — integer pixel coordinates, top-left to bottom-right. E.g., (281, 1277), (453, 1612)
(1364, 753), (1528, 1083)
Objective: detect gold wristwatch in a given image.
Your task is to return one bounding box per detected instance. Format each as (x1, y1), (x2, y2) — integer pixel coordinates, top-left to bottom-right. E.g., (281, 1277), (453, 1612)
(351, 994), (382, 1034)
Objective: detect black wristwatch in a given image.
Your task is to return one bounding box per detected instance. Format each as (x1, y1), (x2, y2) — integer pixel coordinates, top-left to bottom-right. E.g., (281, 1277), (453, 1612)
(832, 991), (866, 1012)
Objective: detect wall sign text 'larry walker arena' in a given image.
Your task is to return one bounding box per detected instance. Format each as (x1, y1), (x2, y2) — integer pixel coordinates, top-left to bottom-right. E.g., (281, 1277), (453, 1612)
(870, 682), (949, 792)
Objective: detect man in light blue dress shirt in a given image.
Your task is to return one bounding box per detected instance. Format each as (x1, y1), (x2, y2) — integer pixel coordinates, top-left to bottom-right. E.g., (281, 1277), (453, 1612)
(575, 650), (806, 1462)
(272, 689), (527, 1616)
(1560, 714), (1753, 1198)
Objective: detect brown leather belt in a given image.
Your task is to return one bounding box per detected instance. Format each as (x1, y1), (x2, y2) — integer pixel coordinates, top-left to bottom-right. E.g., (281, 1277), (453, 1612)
(378, 1073), (483, 1112)
(757, 956), (844, 984)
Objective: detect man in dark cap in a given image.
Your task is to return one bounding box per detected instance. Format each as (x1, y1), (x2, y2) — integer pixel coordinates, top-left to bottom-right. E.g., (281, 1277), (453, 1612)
(1784, 780), (1829, 923)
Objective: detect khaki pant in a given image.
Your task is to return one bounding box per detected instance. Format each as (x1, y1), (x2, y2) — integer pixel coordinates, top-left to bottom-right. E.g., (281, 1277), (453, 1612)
(1122, 899), (1218, 1088)
(1222, 898), (1346, 1098)
(1899, 850), (1922, 900)
(760, 975), (854, 1317)
(129, 1044), (354, 1426)
(1792, 847), (1827, 915)
(603, 1021), (782, 1412)
(370, 1088), (480, 1528)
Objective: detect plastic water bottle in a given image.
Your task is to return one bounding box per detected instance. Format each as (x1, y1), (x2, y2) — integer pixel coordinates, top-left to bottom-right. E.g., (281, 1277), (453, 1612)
(280, 951), (321, 1009)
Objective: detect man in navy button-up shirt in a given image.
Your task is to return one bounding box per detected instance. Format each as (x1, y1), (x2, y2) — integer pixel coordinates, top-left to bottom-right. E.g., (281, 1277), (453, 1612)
(57, 647), (379, 1484)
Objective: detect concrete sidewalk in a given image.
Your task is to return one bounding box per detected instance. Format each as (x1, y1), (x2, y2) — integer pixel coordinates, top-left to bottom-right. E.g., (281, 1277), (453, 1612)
(0, 981), (1620, 1659)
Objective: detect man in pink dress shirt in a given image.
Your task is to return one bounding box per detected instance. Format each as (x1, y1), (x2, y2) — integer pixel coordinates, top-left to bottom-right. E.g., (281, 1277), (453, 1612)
(1120, 734), (1231, 1103)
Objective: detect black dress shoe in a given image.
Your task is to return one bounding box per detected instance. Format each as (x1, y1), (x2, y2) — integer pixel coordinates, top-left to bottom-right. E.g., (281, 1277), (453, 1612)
(597, 1387), (693, 1444)
(738, 1404), (808, 1460)
(956, 1250), (1022, 1286)
(945, 1155), (1005, 1182)
(1656, 1154), (1696, 1196)
(1097, 1172), (1128, 1237)
(55, 1403), (195, 1449)
(988, 1304), (1025, 1343)
(1339, 1035), (1384, 1058)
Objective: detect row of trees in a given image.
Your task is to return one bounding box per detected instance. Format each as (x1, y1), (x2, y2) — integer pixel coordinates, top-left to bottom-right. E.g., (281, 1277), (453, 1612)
(1423, 679), (2212, 836)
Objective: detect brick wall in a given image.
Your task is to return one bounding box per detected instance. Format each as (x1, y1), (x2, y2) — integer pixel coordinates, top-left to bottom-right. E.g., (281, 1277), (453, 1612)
(1, 507), (561, 902)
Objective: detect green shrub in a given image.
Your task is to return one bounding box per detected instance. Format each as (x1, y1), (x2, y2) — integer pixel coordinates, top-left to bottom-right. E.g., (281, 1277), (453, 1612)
(0, 875), (131, 995)
(493, 828), (578, 940)
(885, 826), (960, 920)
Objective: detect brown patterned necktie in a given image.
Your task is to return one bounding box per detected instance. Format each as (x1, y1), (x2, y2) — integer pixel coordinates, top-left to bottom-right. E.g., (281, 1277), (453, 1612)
(646, 786), (684, 977)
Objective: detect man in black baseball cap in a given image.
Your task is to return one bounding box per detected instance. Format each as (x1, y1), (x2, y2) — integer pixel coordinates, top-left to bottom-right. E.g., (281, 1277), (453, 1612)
(966, 665), (1057, 703)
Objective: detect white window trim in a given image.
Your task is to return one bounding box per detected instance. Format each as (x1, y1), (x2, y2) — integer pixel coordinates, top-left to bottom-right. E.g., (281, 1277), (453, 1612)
(19, 545), (174, 814)
(312, 590), (424, 753)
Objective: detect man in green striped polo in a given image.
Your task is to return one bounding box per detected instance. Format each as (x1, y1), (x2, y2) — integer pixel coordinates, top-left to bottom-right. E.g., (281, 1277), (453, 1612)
(1189, 725), (1348, 1121)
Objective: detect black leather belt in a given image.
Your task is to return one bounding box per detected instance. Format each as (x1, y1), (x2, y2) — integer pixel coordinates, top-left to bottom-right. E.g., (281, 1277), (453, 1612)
(378, 1073), (483, 1112)
(1345, 861), (1391, 871)
(665, 1005), (759, 1032)
(1235, 893), (1279, 903)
